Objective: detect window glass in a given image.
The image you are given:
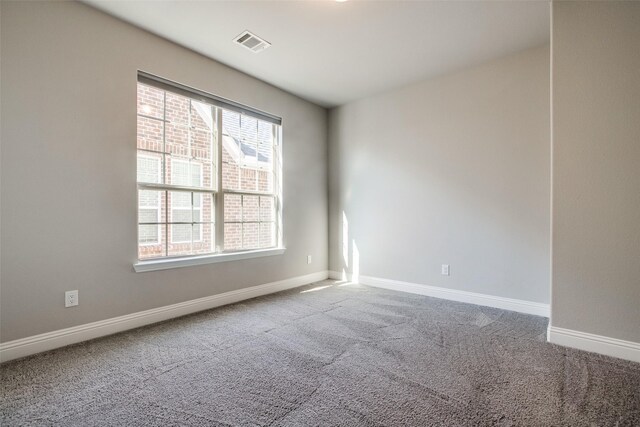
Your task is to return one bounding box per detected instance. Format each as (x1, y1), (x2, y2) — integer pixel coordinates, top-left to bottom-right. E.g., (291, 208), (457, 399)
(137, 78), (280, 260)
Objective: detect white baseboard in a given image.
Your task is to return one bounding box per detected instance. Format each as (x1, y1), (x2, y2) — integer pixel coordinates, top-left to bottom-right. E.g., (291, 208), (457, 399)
(548, 326), (640, 363)
(328, 271), (550, 317)
(0, 271), (329, 363)
(328, 270), (346, 281)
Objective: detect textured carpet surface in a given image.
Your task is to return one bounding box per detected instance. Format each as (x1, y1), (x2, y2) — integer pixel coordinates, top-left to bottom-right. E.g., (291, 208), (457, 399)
(2, 280), (639, 426)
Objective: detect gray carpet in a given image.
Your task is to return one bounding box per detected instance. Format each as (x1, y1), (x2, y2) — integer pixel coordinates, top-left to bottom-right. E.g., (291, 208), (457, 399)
(1, 280), (639, 426)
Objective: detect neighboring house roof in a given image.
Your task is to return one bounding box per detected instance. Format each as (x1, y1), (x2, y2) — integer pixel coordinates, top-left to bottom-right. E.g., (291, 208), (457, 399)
(193, 101), (271, 167)
(236, 137), (270, 163)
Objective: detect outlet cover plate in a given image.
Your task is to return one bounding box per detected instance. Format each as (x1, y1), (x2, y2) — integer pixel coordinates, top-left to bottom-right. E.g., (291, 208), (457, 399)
(65, 290), (78, 307)
(441, 265), (450, 276)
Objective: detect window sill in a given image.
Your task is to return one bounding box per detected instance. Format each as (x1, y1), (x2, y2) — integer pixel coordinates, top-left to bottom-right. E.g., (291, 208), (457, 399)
(133, 247), (286, 273)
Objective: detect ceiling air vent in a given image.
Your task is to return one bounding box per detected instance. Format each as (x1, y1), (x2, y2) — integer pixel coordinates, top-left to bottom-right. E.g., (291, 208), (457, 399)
(234, 31), (271, 53)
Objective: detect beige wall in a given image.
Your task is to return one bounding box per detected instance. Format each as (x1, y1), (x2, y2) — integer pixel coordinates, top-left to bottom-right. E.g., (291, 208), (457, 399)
(329, 45), (551, 304)
(0, 1), (328, 342)
(7, 1), (637, 350)
(551, 1), (640, 342)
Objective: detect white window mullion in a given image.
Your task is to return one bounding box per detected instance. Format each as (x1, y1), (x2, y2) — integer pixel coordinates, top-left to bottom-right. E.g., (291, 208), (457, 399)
(164, 191), (169, 257)
(162, 90), (167, 186)
(163, 90), (168, 257)
(215, 107), (225, 252)
(273, 124), (281, 249)
(190, 191), (194, 250)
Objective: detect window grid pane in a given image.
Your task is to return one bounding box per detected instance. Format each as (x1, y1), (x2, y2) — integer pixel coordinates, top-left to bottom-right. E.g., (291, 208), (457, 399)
(222, 193), (276, 251)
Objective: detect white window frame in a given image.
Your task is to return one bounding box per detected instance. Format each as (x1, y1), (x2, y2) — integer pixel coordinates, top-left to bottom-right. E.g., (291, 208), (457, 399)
(135, 73), (284, 272)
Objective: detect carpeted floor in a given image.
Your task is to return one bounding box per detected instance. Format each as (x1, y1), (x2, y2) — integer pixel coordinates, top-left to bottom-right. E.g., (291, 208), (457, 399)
(1, 280), (639, 426)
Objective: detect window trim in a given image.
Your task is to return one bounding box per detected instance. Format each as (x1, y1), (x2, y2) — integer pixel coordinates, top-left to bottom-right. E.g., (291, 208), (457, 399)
(135, 73), (284, 269)
(134, 247), (286, 273)
(138, 71), (282, 126)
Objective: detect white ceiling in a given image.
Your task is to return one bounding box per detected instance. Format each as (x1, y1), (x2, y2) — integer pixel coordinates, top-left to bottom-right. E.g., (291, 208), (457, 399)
(84, 1), (550, 108)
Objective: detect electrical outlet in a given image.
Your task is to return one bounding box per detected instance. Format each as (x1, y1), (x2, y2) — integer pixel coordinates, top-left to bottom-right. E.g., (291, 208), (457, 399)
(65, 290), (78, 307)
(307, 255), (312, 264)
(441, 264), (450, 276)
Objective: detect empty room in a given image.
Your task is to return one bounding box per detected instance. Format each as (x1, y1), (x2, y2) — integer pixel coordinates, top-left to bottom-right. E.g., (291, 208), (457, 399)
(1, 0), (639, 425)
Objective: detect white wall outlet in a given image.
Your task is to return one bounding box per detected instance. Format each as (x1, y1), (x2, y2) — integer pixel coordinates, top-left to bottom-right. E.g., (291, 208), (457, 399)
(441, 264), (450, 276)
(65, 290), (78, 307)
(307, 255), (312, 264)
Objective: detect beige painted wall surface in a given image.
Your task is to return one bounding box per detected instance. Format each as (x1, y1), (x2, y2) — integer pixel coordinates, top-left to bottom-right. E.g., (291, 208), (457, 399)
(0, 1), (328, 342)
(329, 45), (551, 304)
(551, 2), (640, 342)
